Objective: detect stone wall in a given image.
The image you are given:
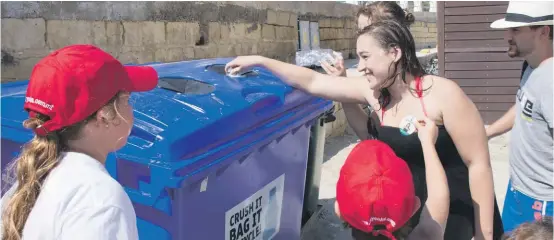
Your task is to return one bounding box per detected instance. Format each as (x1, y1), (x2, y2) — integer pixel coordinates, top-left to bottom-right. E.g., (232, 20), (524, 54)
(411, 12), (437, 50)
(1, 1), (437, 139)
(1, 1), (359, 82)
(319, 18), (357, 60)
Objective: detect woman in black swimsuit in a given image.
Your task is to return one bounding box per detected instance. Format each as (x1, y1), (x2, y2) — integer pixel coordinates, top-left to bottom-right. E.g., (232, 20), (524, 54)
(225, 20), (503, 239)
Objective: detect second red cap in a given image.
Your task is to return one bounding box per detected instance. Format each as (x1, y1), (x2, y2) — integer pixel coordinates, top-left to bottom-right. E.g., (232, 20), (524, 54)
(336, 140), (416, 239)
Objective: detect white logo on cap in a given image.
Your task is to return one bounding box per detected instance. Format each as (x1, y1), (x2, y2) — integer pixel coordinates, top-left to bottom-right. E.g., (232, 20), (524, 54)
(363, 217), (397, 227)
(26, 97), (54, 111)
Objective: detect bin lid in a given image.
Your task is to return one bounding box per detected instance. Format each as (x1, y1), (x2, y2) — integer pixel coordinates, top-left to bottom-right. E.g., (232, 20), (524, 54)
(1, 58), (332, 181)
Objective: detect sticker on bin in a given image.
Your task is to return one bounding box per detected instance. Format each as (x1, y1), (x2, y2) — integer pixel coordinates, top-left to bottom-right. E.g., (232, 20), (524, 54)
(225, 174), (285, 240)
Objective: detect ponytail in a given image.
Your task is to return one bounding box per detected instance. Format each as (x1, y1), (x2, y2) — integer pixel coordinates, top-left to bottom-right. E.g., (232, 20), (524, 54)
(2, 115), (61, 240)
(1, 92), (120, 239)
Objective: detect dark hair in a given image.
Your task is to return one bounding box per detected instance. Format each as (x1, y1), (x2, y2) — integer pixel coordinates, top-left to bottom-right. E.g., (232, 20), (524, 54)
(502, 216), (553, 240)
(357, 20), (427, 110)
(348, 219), (415, 240)
(529, 25), (553, 40)
(357, 1), (415, 28)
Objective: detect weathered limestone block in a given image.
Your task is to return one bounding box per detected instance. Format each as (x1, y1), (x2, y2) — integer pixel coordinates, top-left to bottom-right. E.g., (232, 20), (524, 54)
(208, 22), (221, 43)
(262, 24), (276, 40)
(266, 10), (278, 25)
(47, 20), (106, 49)
(277, 11), (290, 26)
(275, 26), (295, 41)
(155, 47), (194, 62)
(122, 21), (165, 47)
(166, 22), (200, 46)
(289, 13), (298, 27)
(2, 18), (45, 51)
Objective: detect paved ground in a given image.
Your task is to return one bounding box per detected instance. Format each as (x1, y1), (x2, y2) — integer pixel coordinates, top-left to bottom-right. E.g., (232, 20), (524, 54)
(301, 128), (511, 240)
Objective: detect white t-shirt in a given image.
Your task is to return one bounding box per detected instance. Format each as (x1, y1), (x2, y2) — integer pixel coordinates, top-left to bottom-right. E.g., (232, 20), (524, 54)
(0, 152), (138, 240)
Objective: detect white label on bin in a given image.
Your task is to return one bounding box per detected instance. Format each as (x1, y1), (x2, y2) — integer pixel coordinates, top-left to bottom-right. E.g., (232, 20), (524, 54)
(200, 176), (208, 192)
(225, 174), (285, 240)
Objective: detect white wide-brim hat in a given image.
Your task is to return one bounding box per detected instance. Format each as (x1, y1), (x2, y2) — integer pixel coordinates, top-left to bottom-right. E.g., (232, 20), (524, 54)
(490, 1), (553, 29)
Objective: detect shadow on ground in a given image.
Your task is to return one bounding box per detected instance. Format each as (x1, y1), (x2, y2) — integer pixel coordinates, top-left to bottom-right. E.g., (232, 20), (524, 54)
(323, 133), (359, 163)
(301, 197), (353, 240)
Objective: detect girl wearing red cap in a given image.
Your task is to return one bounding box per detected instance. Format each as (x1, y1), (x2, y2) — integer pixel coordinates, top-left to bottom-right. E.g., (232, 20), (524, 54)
(334, 117), (449, 240)
(226, 20), (504, 239)
(0, 44), (158, 240)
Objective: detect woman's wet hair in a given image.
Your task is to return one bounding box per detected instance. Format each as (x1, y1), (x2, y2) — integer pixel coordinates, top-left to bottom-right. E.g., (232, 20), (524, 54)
(1, 92), (123, 240)
(357, 1), (415, 28)
(502, 216), (553, 240)
(358, 20), (428, 110)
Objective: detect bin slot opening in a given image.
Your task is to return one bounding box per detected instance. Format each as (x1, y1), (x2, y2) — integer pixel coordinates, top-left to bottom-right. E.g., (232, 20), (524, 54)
(205, 64), (259, 77)
(158, 77), (215, 95)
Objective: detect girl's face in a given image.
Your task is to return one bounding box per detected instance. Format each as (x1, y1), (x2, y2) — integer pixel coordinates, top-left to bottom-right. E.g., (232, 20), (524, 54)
(355, 34), (402, 90)
(71, 91), (135, 161)
(357, 14), (372, 30)
(114, 92), (134, 150)
(104, 91), (134, 152)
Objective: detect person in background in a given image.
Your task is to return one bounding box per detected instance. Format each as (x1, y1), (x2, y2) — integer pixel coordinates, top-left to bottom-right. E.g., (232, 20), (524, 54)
(357, 1), (415, 31)
(334, 117), (450, 240)
(321, 1), (415, 140)
(486, 1), (554, 234)
(225, 19), (504, 240)
(0, 44), (159, 240)
(323, 0), (415, 77)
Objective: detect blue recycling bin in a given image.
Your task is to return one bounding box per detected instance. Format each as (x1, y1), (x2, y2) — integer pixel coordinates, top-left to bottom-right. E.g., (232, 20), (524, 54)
(1, 58), (333, 240)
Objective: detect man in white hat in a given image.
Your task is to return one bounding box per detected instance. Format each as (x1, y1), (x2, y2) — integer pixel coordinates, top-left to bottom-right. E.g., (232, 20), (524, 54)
(485, 0), (553, 234)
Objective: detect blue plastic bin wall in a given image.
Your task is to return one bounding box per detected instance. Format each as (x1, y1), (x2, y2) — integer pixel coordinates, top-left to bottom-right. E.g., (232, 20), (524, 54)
(0, 58), (333, 240)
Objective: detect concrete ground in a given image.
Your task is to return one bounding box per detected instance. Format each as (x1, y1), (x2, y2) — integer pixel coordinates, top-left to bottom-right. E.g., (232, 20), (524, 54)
(301, 128), (511, 240)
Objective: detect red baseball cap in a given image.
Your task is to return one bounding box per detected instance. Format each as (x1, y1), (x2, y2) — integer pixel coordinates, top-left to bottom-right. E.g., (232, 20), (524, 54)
(24, 44), (159, 136)
(336, 140), (416, 239)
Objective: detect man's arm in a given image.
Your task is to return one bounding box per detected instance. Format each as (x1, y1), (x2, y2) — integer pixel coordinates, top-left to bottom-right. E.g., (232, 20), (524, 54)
(486, 104), (516, 139)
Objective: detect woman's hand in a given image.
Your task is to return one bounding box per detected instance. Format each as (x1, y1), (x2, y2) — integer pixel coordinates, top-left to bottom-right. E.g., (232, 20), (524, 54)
(414, 117), (439, 145)
(321, 53), (346, 77)
(225, 55), (265, 75)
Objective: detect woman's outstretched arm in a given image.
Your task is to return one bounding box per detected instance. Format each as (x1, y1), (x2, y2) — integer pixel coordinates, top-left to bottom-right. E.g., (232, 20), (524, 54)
(226, 56), (372, 105)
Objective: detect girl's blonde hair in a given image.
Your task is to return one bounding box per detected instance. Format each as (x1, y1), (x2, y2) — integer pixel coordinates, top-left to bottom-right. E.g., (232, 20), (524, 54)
(1, 92), (122, 240)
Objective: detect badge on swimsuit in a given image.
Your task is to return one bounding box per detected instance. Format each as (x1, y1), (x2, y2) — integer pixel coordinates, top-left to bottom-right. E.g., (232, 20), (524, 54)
(399, 115), (417, 136)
